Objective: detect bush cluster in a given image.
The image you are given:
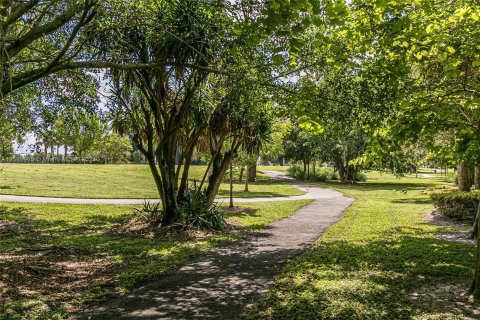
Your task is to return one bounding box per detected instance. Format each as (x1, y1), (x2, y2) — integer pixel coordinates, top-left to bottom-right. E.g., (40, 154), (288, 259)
(288, 165), (366, 182)
(429, 190), (480, 221)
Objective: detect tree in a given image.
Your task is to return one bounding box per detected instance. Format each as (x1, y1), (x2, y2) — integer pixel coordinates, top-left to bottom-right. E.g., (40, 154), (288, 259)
(106, 1), (274, 224)
(284, 125), (319, 180)
(70, 110), (104, 161)
(97, 133), (132, 163)
(0, 0), (97, 98)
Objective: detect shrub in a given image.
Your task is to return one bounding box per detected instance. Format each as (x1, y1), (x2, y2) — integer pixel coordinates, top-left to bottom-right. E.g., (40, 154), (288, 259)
(132, 200), (163, 222)
(288, 165), (305, 180)
(314, 168), (336, 182)
(446, 172), (457, 184)
(177, 185), (226, 231)
(429, 190), (480, 221)
(354, 171), (367, 182)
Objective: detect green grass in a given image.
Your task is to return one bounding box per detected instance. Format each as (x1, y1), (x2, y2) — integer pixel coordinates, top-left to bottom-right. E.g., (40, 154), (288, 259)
(258, 165), (291, 173)
(0, 164), (302, 199)
(0, 200), (312, 319)
(249, 171), (476, 319)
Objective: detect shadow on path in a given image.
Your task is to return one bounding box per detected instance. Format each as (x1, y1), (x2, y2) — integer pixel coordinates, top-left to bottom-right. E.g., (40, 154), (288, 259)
(79, 171), (354, 319)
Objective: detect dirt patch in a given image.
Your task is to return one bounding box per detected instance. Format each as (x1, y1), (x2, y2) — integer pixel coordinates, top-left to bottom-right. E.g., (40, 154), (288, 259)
(1, 210), (247, 317)
(423, 210), (475, 245)
(409, 279), (480, 319)
(113, 215), (245, 242)
(0, 246), (123, 314)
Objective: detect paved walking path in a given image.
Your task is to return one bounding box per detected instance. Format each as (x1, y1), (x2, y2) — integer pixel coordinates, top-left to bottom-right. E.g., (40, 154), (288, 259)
(79, 171), (354, 319)
(0, 171), (326, 204)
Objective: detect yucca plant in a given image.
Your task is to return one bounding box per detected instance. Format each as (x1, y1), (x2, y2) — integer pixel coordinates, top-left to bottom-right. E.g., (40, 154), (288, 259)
(176, 185), (226, 231)
(132, 200), (163, 223)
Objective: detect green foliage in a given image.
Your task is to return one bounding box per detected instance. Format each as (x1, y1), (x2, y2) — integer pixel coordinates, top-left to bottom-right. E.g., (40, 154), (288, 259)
(287, 165), (305, 180)
(177, 186), (226, 231)
(429, 190), (480, 221)
(132, 200), (163, 223)
(288, 165), (344, 182)
(94, 133), (132, 163)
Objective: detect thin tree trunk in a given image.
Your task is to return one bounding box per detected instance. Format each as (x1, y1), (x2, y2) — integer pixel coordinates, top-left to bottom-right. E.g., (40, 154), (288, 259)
(229, 162), (233, 208)
(470, 202), (480, 239)
(244, 166), (249, 192)
(339, 164), (348, 184)
(206, 149), (235, 203)
(239, 167), (244, 182)
(178, 146), (195, 197)
(415, 165), (418, 178)
(248, 163), (256, 182)
(457, 161), (471, 192)
(475, 164), (480, 190)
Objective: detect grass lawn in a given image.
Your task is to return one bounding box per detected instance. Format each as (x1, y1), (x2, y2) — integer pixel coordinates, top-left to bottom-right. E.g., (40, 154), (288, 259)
(258, 165), (291, 173)
(0, 164), (302, 199)
(0, 200), (312, 319)
(249, 171), (477, 319)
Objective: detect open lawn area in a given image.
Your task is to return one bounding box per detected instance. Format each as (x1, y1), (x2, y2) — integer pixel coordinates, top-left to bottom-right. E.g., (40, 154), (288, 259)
(0, 164), (301, 199)
(249, 172), (478, 319)
(0, 200), (311, 319)
(257, 166), (291, 173)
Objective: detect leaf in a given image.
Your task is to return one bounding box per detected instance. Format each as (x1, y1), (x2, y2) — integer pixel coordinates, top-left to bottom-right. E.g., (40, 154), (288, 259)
(272, 54), (285, 65)
(446, 46), (456, 54)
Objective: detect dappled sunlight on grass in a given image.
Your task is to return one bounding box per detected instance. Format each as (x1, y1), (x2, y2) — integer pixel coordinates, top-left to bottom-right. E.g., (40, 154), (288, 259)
(0, 200), (311, 319)
(249, 171), (477, 319)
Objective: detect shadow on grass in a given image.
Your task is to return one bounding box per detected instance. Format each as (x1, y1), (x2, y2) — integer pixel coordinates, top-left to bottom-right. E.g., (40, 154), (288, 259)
(332, 181), (439, 191)
(1, 204), (256, 318)
(79, 230), (314, 319)
(254, 232), (476, 319)
(217, 189), (299, 198)
(390, 198), (433, 204)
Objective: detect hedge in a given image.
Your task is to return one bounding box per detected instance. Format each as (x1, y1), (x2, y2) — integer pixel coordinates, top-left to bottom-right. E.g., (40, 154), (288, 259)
(429, 190), (480, 221)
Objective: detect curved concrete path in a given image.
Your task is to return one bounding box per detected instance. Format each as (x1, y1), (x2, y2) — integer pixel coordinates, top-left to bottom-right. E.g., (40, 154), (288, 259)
(79, 171), (354, 320)
(0, 171), (325, 204)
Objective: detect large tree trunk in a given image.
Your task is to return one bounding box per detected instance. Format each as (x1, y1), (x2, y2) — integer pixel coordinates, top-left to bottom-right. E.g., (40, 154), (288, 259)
(339, 163), (348, 184)
(64, 145), (68, 159)
(468, 213), (480, 300)
(239, 167), (244, 182)
(475, 163), (480, 190)
(158, 140), (180, 225)
(457, 161), (471, 192)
